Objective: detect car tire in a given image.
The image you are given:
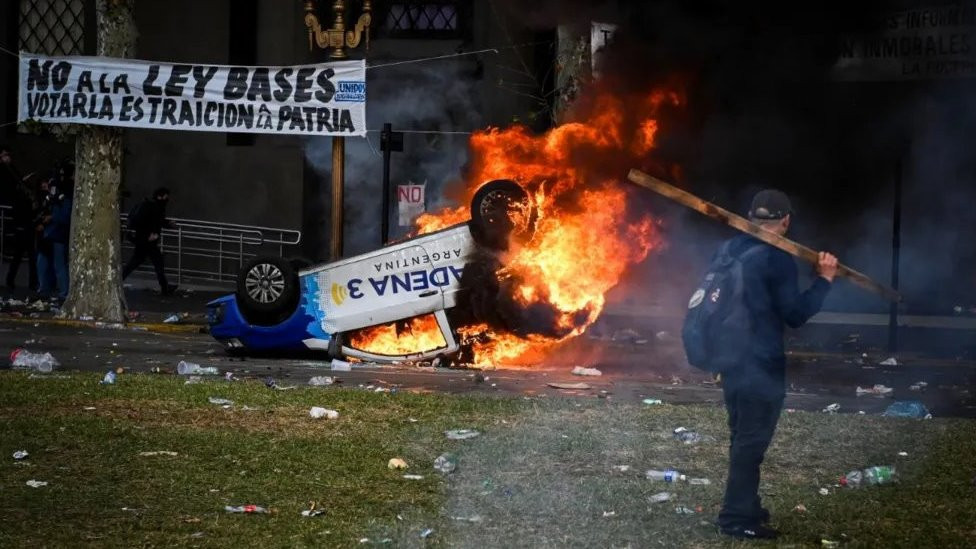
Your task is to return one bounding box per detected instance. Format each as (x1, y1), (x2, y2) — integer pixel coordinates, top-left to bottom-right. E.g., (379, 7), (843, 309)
(236, 256), (301, 326)
(469, 179), (536, 250)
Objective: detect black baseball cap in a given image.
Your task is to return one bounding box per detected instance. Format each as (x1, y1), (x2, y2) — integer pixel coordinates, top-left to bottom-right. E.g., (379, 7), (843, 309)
(749, 189), (792, 220)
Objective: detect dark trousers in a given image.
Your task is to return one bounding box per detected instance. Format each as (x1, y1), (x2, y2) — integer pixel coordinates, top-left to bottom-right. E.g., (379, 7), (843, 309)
(718, 365), (785, 529)
(6, 227), (38, 289)
(122, 240), (170, 290)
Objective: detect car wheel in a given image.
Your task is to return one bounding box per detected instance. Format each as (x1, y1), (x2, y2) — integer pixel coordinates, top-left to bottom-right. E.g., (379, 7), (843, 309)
(469, 179), (536, 249)
(236, 256), (300, 326)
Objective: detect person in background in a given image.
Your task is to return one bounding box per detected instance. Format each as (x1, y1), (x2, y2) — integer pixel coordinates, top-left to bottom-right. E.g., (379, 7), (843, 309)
(122, 187), (178, 295)
(36, 176), (72, 302)
(5, 173), (40, 292)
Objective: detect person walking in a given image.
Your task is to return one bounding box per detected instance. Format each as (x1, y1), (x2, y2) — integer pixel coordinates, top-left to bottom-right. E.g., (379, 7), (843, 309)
(710, 190), (837, 540)
(122, 187), (178, 295)
(5, 176), (40, 292)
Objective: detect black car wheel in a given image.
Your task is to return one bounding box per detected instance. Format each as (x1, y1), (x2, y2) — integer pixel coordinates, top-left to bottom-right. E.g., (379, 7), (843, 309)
(236, 256), (301, 326)
(469, 179), (537, 249)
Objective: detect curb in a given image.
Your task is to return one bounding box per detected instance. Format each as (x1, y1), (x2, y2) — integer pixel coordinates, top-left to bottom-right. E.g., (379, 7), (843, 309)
(0, 316), (207, 335)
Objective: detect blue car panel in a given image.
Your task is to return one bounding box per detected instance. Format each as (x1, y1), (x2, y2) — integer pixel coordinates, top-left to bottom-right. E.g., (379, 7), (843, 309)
(207, 291), (329, 353)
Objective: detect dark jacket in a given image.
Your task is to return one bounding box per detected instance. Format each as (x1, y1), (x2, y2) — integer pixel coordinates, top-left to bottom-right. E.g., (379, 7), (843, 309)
(10, 183), (35, 229)
(720, 234), (831, 391)
(129, 198), (173, 242)
(42, 195), (72, 244)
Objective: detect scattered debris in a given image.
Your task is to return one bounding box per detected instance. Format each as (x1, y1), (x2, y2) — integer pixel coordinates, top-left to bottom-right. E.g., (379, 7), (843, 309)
(403, 474), (424, 480)
(433, 453), (457, 474)
(309, 407), (339, 419)
(388, 458), (408, 470)
(674, 506), (696, 514)
(857, 384), (893, 396)
(909, 381), (928, 391)
(224, 505), (270, 514)
(547, 382), (591, 390)
(819, 488), (830, 496)
(26, 480), (48, 488)
(309, 376), (336, 386)
(642, 398), (663, 405)
(184, 376), (203, 385)
(163, 314), (181, 324)
(649, 492), (674, 503)
(602, 511), (616, 517)
(611, 328), (641, 343)
(898, 451), (908, 457)
(83, 406), (96, 411)
(301, 502), (326, 517)
(822, 539), (840, 548)
(571, 366), (602, 376)
(450, 515), (483, 523)
(178, 361), (219, 375)
(688, 478), (711, 485)
(882, 400), (931, 419)
(612, 465), (631, 473)
(100, 370), (116, 385)
(420, 528), (434, 539)
(673, 427), (709, 444)
(793, 503), (807, 513)
(138, 451), (178, 457)
(13, 450), (28, 460)
(10, 348), (59, 373)
(879, 357), (898, 366)
(208, 397), (233, 407)
(331, 359), (353, 372)
(445, 429), (480, 440)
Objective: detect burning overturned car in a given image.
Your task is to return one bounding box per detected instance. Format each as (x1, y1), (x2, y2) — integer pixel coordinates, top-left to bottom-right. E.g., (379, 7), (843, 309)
(209, 88), (680, 366)
(207, 180), (538, 363)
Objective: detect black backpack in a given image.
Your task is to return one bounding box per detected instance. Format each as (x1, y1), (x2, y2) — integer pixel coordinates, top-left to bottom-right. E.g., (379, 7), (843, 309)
(681, 241), (764, 373)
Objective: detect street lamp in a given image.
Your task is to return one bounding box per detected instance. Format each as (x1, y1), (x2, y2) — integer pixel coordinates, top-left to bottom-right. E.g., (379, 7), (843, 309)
(303, 0), (372, 261)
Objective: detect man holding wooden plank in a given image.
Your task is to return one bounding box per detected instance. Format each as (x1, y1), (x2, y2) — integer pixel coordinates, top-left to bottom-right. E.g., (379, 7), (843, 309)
(707, 190), (836, 540)
(627, 169), (898, 540)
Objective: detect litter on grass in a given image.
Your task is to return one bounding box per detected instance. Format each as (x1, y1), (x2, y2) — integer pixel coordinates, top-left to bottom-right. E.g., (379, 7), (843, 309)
(13, 450), (28, 460)
(309, 407), (339, 419)
(208, 397), (233, 407)
(642, 398), (663, 405)
(571, 366), (602, 376)
(403, 474), (424, 480)
(879, 357), (898, 366)
(388, 458), (408, 470)
(26, 480), (48, 488)
(138, 451), (178, 457)
(649, 492), (674, 503)
(309, 376), (336, 386)
(445, 429), (480, 440)
(224, 505), (270, 514)
(823, 403), (841, 413)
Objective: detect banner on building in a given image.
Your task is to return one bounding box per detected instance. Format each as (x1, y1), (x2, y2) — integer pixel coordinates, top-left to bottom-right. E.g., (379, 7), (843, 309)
(833, 3), (976, 81)
(398, 182), (426, 227)
(18, 53), (366, 136)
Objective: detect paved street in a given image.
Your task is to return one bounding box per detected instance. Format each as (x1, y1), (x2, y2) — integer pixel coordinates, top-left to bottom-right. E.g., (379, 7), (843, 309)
(2, 313), (973, 418)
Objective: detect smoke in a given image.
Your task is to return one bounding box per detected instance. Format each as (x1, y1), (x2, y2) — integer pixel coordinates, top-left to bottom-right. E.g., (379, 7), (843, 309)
(303, 56), (484, 255)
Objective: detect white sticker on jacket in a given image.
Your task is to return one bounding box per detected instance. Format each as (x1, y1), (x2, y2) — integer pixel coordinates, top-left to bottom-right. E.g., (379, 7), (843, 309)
(688, 289), (705, 309)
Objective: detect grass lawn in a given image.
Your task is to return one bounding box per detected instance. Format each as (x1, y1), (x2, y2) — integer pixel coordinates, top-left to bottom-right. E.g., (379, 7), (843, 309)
(1, 371), (974, 548)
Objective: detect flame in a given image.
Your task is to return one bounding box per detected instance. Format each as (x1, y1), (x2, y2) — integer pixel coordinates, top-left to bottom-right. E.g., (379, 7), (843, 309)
(353, 84), (682, 366)
(349, 315), (445, 356)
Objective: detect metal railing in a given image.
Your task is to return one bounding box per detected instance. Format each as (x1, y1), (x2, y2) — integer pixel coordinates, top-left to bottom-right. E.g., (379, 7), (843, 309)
(0, 205), (303, 287)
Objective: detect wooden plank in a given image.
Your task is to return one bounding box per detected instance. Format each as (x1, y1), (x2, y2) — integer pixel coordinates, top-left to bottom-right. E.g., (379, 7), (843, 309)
(627, 169), (902, 303)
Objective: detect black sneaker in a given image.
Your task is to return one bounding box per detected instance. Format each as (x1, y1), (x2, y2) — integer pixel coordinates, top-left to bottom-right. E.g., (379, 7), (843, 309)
(720, 525), (779, 540)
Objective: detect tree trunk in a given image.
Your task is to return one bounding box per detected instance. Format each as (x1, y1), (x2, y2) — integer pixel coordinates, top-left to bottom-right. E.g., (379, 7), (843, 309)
(62, 0), (136, 322)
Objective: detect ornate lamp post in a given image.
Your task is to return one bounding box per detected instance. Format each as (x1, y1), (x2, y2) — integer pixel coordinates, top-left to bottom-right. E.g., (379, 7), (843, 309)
(303, 0), (372, 261)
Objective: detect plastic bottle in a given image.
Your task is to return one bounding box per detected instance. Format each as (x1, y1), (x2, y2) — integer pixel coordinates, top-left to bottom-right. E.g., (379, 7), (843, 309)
(224, 505), (269, 514)
(688, 478), (711, 485)
(841, 466), (896, 488)
(10, 349), (59, 373)
(863, 466), (897, 485)
(100, 370), (116, 384)
(434, 453), (458, 474)
(646, 469), (686, 482)
(177, 360), (219, 375)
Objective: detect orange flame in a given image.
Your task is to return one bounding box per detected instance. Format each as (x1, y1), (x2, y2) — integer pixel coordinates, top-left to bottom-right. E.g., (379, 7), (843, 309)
(352, 84), (682, 366)
(349, 314), (445, 356)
